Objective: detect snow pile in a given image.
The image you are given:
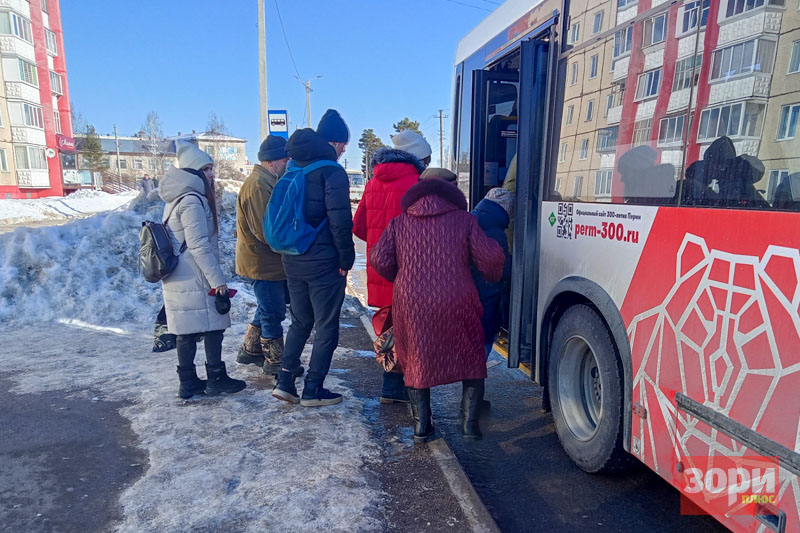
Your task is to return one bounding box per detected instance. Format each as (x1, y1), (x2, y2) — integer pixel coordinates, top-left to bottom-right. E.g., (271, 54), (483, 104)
(0, 190), (139, 225)
(0, 322), (383, 532)
(0, 188), (253, 326)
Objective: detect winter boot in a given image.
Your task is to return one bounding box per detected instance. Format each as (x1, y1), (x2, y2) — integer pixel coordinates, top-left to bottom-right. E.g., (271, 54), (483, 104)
(461, 379), (485, 440)
(300, 379), (343, 407)
(204, 362), (246, 396)
(272, 369), (300, 404)
(176, 365), (206, 399)
(407, 387), (435, 443)
(236, 324), (265, 366)
(260, 337), (284, 374)
(153, 324), (177, 353)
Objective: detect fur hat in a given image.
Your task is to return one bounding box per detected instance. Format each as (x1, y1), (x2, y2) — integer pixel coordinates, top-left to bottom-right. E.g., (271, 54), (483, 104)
(175, 140), (213, 171)
(484, 187), (514, 216)
(420, 167), (457, 183)
(392, 130), (432, 160)
(258, 135), (289, 162)
(317, 109), (350, 143)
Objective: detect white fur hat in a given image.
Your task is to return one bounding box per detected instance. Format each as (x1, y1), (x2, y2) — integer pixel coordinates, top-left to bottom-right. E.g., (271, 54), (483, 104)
(175, 140), (213, 171)
(391, 130), (432, 160)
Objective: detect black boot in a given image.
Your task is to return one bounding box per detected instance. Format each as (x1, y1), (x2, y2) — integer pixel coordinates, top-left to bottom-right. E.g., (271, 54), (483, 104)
(205, 362), (246, 396)
(461, 379), (484, 439)
(407, 387), (435, 443)
(154, 324), (177, 352)
(176, 365), (206, 399)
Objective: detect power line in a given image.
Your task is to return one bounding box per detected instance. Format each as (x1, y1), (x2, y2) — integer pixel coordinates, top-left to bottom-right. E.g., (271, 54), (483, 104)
(439, 0), (492, 12)
(273, 0), (302, 80)
(475, 0), (502, 4)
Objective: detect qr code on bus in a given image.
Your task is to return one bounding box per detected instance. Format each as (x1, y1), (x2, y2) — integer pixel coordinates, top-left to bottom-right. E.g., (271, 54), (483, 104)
(557, 203), (573, 240)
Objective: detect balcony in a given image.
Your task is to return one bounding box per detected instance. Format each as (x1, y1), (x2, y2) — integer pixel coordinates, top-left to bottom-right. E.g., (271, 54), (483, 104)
(613, 56), (629, 82)
(707, 74), (772, 106)
(0, 35), (36, 62)
(0, 0), (31, 17)
(5, 81), (41, 103)
(717, 9), (783, 46)
(667, 88), (697, 114)
(16, 169), (50, 188)
(607, 105), (623, 125)
(11, 126), (46, 145)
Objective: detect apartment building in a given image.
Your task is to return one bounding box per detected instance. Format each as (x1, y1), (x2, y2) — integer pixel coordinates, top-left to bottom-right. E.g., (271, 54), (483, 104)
(0, 0), (73, 199)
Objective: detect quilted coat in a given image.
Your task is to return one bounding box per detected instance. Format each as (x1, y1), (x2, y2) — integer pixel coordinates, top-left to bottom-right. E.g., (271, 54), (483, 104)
(369, 179), (505, 389)
(353, 148), (425, 308)
(159, 167), (230, 335)
(282, 128), (355, 279)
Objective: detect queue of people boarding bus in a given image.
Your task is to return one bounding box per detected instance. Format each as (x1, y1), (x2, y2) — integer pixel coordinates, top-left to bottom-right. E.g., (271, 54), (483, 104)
(154, 108), (510, 440)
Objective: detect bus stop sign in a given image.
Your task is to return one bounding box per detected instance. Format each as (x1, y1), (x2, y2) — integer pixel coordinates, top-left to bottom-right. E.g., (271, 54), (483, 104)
(268, 110), (289, 139)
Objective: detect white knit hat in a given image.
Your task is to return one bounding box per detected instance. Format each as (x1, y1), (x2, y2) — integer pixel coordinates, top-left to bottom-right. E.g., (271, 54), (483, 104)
(175, 140), (213, 171)
(391, 130), (432, 160)
(485, 187), (514, 216)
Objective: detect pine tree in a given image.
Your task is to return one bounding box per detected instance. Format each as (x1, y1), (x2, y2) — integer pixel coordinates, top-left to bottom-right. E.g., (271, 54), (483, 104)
(392, 117), (424, 138)
(358, 129), (386, 180)
(83, 125), (107, 175)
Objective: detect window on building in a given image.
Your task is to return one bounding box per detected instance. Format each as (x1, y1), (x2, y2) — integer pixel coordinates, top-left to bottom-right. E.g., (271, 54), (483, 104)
(41, 0), (49, 13)
(14, 145), (47, 170)
(133, 159), (143, 169)
(698, 102), (766, 140)
(585, 100), (595, 121)
(53, 110), (61, 134)
(777, 103), (799, 140)
(23, 103), (44, 129)
(596, 126), (619, 152)
(148, 159), (156, 170)
(49, 71), (62, 95)
(45, 29), (58, 55)
(632, 119), (652, 146)
(643, 13), (668, 47)
(613, 27), (633, 58)
(595, 170), (613, 197)
(163, 159), (173, 170)
(635, 68), (662, 100)
(673, 55), (702, 90)
(573, 175), (584, 197)
(617, 0), (638, 9)
(789, 41), (800, 74)
(0, 149), (8, 172)
(683, 0), (710, 32)
(768, 170), (789, 204)
(11, 13), (33, 43)
(605, 94), (614, 116)
(18, 59), (38, 86)
(570, 62), (579, 85)
(555, 177), (563, 192)
(565, 105), (574, 125)
(119, 159), (128, 170)
(658, 115), (686, 145)
(579, 139), (589, 159)
(559, 142), (568, 163)
(204, 144), (215, 158)
(590, 55), (599, 78)
(568, 22), (580, 44)
(593, 12), (604, 34)
(101, 157), (110, 168)
(726, 0), (785, 18)
(710, 39), (776, 80)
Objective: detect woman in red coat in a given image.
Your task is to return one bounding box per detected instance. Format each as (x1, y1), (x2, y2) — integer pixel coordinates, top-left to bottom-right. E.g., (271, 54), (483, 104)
(370, 178), (504, 441)
(353, 145), (427, 403)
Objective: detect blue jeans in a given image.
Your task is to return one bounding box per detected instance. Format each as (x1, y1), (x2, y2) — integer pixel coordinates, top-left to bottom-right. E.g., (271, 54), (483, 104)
(281, 270), (347, 385)
(381, 371), (406, 397)
(484, 340), (495, 360)
(251, 280), (287, 339)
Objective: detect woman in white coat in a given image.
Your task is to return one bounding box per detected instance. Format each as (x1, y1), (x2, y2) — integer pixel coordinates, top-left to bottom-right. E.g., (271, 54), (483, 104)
(160, 140), (246, 398)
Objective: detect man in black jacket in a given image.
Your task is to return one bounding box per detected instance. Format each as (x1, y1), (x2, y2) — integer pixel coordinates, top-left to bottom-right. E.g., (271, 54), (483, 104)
(272, 109), (355, 407)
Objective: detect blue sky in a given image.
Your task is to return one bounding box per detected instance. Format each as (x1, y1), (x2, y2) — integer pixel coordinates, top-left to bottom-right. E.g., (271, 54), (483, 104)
(61, 0), (493, 170)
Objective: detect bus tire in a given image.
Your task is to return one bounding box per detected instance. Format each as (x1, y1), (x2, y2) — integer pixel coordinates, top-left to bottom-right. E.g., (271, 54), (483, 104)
(548, 304), (628, 473)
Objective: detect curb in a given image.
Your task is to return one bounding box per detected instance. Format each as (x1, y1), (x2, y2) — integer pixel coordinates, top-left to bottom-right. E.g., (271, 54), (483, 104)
(352, 297), (501, 533)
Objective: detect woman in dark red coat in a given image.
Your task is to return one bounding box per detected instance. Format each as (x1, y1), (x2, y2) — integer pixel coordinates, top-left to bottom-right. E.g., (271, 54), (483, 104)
(353, 147), (426, 403)
(370, 178), (504, 441)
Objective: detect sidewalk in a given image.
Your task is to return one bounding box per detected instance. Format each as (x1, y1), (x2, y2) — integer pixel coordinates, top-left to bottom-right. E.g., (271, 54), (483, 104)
(0, 303), (494, 532)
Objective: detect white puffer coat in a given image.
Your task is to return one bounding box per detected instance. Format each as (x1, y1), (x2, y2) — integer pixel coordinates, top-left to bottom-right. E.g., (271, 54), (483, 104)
(159, 167), (230, 335)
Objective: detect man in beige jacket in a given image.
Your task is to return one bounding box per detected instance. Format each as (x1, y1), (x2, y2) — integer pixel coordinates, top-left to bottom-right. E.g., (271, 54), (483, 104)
(235, 136), (291, 374)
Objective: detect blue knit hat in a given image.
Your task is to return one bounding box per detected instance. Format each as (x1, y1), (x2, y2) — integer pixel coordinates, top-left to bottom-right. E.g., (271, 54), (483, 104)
(316, 109), (349, 143)
(257, 135), (288, 162)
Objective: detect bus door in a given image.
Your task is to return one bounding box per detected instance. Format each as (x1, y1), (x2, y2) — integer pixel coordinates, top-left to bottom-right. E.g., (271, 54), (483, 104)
(471, 37), (553, 373)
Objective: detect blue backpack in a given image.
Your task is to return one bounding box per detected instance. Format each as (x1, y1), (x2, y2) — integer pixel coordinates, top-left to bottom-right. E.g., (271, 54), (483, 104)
(263, 159), (341, 255)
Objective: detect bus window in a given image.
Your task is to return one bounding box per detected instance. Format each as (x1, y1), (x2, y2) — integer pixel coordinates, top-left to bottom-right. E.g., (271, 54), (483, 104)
(484, 80), (518, 188)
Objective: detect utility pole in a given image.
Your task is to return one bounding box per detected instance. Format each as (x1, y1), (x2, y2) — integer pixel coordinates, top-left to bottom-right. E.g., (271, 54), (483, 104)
(297, 75), (321, 128)
(343, 158), (348, 170)
(258, 0), (268, 141)
(438, 110), (448, 168)
(114, 124), (121, 188)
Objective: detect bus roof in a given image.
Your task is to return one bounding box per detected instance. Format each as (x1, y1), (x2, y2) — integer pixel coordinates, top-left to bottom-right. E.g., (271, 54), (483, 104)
(455, 0), (549, 65)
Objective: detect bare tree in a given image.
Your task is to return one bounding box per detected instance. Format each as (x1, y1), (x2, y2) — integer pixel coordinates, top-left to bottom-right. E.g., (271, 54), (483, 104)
(205, 112), (241, 180)
(142, 111), (165, 178)
(70, 100), (87, 135)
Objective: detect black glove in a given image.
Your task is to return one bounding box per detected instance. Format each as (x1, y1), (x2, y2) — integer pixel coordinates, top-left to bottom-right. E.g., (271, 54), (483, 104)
(215, 291), (231, 315)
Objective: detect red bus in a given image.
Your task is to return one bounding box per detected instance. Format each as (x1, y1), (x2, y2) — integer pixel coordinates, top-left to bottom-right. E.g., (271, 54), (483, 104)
(452, 0), (799, 531)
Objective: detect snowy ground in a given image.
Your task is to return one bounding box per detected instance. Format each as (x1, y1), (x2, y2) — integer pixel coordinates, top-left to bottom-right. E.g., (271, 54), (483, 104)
(0, 187), (386, 531)
(0, 189), (139, 226)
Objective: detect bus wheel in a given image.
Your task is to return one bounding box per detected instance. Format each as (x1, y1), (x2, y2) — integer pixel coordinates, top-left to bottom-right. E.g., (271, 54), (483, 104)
(548, 304), (627, 473)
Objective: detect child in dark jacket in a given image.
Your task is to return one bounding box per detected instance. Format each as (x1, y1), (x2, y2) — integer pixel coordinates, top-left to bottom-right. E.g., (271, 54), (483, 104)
(471, 188), (513, 359)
